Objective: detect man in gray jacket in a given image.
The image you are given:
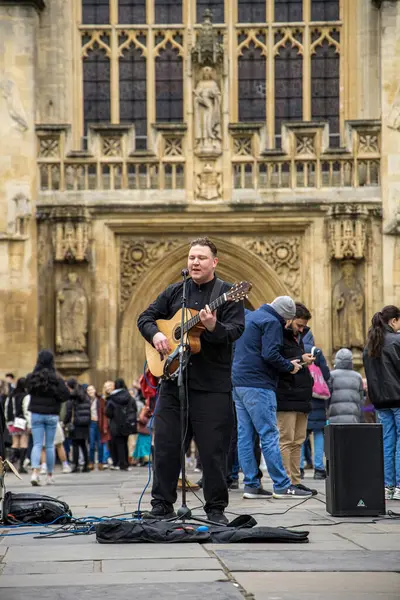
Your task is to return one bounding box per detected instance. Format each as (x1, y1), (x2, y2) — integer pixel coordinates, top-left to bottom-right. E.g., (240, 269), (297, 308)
(328, 348), (363, 424)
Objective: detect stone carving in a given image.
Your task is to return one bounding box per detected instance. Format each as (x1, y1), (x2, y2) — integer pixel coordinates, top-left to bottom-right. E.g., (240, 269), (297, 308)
(56, 272), (88, 354)
(120, 239), (182, 312)
(387, 82), (400, 131)
(329, 217), (367, 260)
(197, 163), (221, 200)
(0, 79), (28, 132)
(244, 238), (301, 298)
(332, 260), (365, 351)
(8, 193), (31, 236)
(49, 206), (90, 262)
(194, 66), (222, 155)
(192, 9), (223, 67)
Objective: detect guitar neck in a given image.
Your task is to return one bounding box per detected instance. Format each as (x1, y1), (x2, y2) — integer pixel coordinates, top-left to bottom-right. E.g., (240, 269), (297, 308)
(183, 293), (227, 334)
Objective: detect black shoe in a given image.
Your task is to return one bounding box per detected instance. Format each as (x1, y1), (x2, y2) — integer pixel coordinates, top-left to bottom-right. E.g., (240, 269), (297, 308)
(18, 466), (28, 474)
(71, 466), (80, 473)
(314, 469), (327, 480)
(228, 480), (239, 490)
(143, 505), (176, 520)
(300, 468), (305, 480)
(206, 510), (229, 525)
(295, 483), (318, 496)
(82, 466), (91, 473)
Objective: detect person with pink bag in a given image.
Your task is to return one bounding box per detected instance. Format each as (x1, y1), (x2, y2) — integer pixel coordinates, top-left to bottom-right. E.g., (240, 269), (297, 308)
(301, 329), (331, 480)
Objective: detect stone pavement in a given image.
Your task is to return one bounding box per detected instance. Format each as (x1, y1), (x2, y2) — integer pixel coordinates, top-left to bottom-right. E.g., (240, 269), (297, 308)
(1, 467), (400, 600)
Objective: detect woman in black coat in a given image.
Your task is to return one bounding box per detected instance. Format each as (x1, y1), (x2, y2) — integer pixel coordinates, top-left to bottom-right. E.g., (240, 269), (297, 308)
(26, 350), (70, 486)
(64, 378), (91, 473)
(106, 378), (137, 471)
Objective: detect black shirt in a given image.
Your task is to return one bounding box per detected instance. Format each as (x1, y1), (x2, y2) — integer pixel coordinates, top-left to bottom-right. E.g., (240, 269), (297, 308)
(137, 276), (245, 392)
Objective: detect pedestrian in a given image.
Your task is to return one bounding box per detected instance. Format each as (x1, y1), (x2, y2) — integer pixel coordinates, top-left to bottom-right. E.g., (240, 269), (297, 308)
(26, 349), (70, 486)
(276, 303), (316, 494)
(301, 329), (331, 480)
(327, 348), (363, 424)
(64, 378), (91, 473)
(138, 237), (245, 523)
(134, 400), (152, 466)
(106, 378), (137, 471)
(363, 305), (400, 501)
(4, 377), (30, 474)
(87, 384), (104, 470)
(232, 295), (311, 499)
(101, 381), (114, 466)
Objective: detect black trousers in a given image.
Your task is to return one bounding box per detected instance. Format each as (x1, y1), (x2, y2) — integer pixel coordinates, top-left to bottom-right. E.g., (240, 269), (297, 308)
(72, 439), (88, 467)
(111, 435), (129, 469)
(152, 385), (234, 513)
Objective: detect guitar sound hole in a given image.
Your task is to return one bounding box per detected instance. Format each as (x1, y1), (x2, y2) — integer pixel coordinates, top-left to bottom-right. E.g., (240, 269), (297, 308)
(174, 327), (181, 341)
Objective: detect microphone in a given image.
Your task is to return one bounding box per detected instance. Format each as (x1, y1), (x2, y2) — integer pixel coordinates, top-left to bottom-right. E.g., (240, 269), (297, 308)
(181, 268), (189, 277)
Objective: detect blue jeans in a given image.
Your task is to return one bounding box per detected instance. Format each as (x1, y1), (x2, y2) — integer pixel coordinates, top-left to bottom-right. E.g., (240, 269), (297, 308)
(31, 413), (59, 472)
(300, 430), (325, 471)
(377, 408), (400, 488)
(89, 421), (104, 464)
(233, 387), (291, 492)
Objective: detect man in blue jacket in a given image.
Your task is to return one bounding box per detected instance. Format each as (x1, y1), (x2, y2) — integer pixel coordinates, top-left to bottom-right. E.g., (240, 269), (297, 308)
(232, 296), (312, 499)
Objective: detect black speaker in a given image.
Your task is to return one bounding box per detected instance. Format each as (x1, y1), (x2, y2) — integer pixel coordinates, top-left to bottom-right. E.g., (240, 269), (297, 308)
(325, 423), (385, 517)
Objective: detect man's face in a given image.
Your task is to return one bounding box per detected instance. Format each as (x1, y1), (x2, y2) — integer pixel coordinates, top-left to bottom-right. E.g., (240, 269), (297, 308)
(288, 318), (309, 335)
(188, 245), (218, 285)
(104, 381), (114, 395)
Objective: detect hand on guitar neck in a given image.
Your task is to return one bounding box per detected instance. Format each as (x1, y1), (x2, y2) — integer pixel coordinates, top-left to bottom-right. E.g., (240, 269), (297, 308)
(198, 304), (217, 332)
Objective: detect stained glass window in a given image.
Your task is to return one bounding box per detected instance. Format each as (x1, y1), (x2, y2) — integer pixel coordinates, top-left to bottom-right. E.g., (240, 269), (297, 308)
(238, 0), (266, 23)
(118, 0), (146, 24)
(311, 36), (340, 146)
(155, 46), (183, 121)
(275, 42), (303, 146)
(274, 0), (303, 22)
(155, 0), (182, 24)
(119, 45), (147, 147)
(196, 0), (224, 24)
(311, 0), (340, 21)
(238, 45), (266, 122)
(83, 47), (111, 132)
(82, 0), (109, 24)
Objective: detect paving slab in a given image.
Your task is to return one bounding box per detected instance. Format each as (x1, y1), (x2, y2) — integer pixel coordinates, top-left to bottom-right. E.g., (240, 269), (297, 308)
(215, 549), (400, 571)
(101, 557), (221, 572)
(4, 542), (209, 562)
(338, 533), (400, 550)
(0, 569), (228, 587)
(0, 582), (244, 600)
(232, 572), (400, 600)
(2, 561), (95, 575)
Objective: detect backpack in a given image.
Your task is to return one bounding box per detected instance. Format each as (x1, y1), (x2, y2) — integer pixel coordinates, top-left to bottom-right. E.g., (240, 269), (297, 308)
(2, 491), (71, 524)
(115, 399), (137, 436)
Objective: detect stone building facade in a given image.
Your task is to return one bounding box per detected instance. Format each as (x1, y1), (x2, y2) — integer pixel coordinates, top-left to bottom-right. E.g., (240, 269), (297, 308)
(0, 0), (398, 385)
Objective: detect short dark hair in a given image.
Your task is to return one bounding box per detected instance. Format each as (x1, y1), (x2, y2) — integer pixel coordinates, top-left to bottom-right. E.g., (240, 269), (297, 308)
(189, 237), (217, 257)
(295, 302), (311, 320)
(5, 373), (14, 379)
(114, 378), (127, 390)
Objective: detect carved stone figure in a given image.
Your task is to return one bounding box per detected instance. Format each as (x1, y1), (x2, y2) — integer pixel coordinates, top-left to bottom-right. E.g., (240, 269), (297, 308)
(56, 272), (88, 354)
(194, 66), (222, 155)
(387, 82), (400, 131)
(332, 261), (365, 351)
(197, 163), (221, 200)
(0, 79), (28, 132)
(192, 9), (223, 67)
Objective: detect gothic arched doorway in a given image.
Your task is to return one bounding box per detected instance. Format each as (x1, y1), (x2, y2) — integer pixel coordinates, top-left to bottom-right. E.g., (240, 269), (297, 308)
(119, 237), (288, 381)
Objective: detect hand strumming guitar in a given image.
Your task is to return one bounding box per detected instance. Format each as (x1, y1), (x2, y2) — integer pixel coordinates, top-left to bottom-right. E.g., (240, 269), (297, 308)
(153, 332), (170, 356)
(199, 304), (217, 332)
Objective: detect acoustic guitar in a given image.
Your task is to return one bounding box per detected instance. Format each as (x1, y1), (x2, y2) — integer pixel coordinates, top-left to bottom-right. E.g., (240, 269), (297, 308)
(145, 280), (252, 379)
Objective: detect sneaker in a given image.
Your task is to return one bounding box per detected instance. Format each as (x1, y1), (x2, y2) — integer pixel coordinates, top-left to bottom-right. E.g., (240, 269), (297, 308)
(206, 510), (229, 525)
(273, 484), (313, 499)
(243, 486), (273, 499)
(314, 469), (327, 480)
(385, 486), (394, 500)
(107, 457), (113, 466)
(23, 457), (30, 468)
(31, 472), (40, 486)
(392, 487), (400, 500)
(40, 463), (47, 475)
(47, 475), (56, 485)
(101, 463), (108, 470)
(62, 463), (72, 474)
(228, 480), (239, 490)
(143, 505), (176, 520)
(295, 483), (318, 496)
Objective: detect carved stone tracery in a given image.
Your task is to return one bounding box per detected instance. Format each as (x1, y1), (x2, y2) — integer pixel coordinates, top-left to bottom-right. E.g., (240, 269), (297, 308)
(328, 205), (368, 260)
(49, 207), (91, 263)
(243, 237), (301, 298)
(119, 238), (182, 312)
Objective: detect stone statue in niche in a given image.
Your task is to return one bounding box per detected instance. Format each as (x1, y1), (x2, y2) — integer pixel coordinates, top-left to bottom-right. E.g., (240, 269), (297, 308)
(332, 260), (365, 351)
(56, 272), (88, 354)
(194, 66), (222, 155)
(197, 162), (221, 200)
(387, 82), (400, 131)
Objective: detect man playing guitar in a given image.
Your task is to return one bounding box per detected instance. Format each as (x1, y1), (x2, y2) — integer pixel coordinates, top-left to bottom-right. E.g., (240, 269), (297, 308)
(137, 237), (245, 524)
